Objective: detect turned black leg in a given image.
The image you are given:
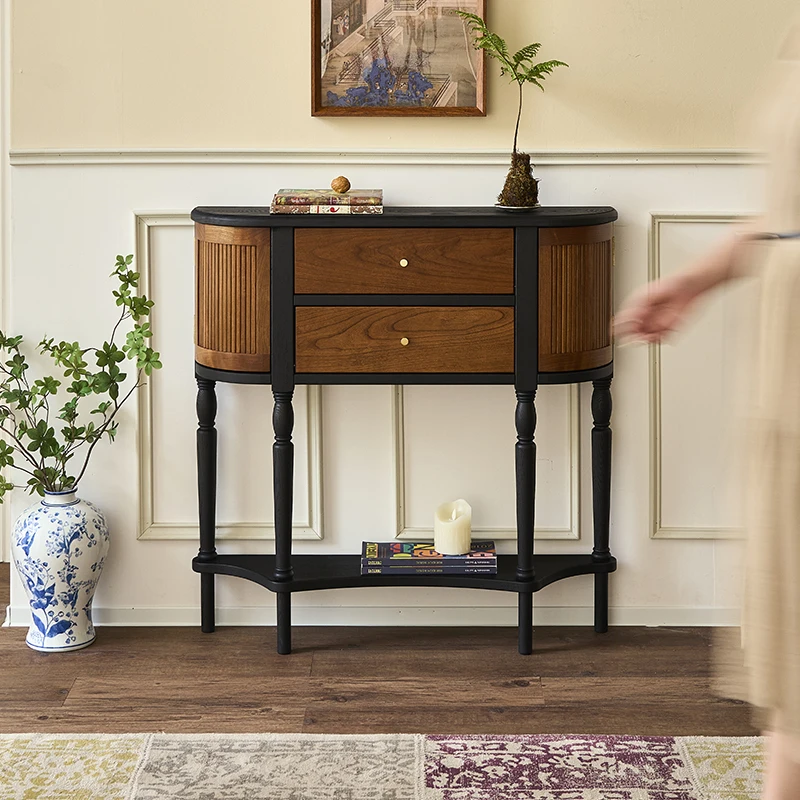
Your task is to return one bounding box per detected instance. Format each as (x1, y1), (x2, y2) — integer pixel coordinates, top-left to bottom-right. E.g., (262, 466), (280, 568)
(515, 390), (537, 655)
(196, 378), (218, 634)
(273, 390), (295, 654)
(591, 378), (613, 633)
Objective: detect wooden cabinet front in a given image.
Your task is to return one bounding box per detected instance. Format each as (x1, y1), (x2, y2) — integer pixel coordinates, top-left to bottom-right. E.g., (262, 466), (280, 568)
(296, 306), (515, 373)
(193, 212), (615, 378)
(295, 228), (514, 294)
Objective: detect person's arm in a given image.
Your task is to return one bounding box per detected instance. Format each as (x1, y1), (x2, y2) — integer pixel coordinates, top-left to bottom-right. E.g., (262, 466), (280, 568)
(614, 217), (764, 344)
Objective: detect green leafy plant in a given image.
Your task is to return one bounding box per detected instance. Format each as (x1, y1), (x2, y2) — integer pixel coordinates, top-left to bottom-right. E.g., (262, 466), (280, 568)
(0, 254), (162, 502)
(456, 12), (568, 206)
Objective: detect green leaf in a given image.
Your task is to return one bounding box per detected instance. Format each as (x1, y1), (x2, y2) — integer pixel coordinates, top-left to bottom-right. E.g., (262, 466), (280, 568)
(0, 477), (15, 500)
(67, 380), (92, 397)
(93, 372), (113, 393)
(0, 440), (15, 468)
(513, 43), (542, 63)
(91, 400), (112, 416)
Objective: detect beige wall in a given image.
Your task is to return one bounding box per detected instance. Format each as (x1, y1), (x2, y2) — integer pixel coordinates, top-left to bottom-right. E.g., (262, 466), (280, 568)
(11, 0), (798, 151)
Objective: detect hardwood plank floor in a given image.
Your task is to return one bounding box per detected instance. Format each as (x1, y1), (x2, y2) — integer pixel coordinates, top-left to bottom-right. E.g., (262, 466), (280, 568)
(0, 563), (758, 735)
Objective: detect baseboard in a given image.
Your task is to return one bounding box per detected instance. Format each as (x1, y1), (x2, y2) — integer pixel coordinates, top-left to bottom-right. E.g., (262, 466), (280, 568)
(4, 604), (741, 628)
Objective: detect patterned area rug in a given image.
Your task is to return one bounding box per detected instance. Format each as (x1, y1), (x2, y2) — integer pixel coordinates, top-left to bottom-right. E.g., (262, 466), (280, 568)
(0, 733), (764, 799)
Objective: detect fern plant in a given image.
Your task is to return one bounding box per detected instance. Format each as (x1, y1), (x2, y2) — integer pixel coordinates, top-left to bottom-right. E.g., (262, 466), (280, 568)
(456, 12), (567, 155)
(0, 255), (162, 502)
(456, 12), (567, 206)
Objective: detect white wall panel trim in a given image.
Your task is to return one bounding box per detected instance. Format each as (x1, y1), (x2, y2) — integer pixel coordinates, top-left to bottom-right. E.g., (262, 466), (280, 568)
(133, 212), (324, 542)
(392, 385), (581, 541)
(9, 148), (762, 168)
(0, 0), (11, 561)
(649, 212), (746, 540)
(4, 603), (741, 628)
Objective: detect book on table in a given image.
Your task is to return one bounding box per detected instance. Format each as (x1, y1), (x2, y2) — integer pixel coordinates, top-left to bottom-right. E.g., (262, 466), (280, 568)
(360, 540), (497, 575)
(270, 188), (383, 214)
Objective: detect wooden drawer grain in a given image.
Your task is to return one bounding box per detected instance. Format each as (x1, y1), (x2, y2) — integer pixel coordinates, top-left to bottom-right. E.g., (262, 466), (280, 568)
(295, 228), (514, 294)
(296, 306), (514, 373)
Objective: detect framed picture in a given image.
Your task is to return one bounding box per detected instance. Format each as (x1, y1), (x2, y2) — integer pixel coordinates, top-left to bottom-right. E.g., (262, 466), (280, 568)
(312, 0), (486, 116)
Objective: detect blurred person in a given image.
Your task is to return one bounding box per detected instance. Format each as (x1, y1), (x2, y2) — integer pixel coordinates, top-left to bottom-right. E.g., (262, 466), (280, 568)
(615, 18), (800, 800)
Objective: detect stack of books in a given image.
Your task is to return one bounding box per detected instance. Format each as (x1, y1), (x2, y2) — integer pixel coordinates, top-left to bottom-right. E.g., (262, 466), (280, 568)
(270, 188), (383, 215)
(361, 541), (497, 575)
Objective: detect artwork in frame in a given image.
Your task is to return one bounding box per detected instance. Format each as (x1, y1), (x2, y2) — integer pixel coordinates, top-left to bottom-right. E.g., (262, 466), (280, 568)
(312, 0), (486, 116)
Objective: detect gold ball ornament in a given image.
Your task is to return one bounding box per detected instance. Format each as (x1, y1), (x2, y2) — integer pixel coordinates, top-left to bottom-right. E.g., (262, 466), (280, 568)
(331, 176), (351, 194)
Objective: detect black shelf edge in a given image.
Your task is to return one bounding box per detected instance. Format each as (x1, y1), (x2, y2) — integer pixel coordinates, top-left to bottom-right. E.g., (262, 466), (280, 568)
(194, 363), (614, 386)
(538, 362), (613, 385)
(294, 373), (513, 385)
(192, 553), (617, 594)
(192, 206), (619, 229)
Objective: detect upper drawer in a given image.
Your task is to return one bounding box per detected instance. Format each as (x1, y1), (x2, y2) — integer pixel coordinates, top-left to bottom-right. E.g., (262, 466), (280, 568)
(294, 228), (514, 294)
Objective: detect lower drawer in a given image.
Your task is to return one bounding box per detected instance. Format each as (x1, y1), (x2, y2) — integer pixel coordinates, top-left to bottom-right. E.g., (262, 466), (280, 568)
(295, 307), (514, 373)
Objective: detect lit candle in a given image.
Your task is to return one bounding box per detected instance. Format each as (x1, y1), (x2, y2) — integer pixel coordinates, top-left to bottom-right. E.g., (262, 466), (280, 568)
(433, 499), (472, 555)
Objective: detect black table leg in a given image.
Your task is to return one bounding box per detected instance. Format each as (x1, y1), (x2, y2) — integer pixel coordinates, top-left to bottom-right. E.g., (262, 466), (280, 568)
(515, 389), (537, 655)
(196, 378), (218, 634)
(591, 377), (613, 633)
(273, 389), (295, 654)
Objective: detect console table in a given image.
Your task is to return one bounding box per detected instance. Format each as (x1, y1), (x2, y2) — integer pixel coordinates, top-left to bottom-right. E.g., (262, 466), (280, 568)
(190, 206), (618, 655)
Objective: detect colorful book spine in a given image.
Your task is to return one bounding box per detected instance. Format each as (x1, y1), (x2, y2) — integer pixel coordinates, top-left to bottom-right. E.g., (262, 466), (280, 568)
(272, 189), (383, 206)
(361, 565), (497, 575)
(361, 541), (496, 562)
(269, 204), (384, 215)
(362, 558), (497, 569)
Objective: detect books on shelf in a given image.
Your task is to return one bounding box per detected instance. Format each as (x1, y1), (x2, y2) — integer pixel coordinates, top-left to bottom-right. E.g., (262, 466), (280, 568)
(361, 541), (497, 575)
(271, 188), (383, 215)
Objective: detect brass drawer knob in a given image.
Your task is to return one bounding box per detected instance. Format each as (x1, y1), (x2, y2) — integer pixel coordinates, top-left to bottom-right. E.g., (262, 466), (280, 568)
(399, 258), (409, 268)
(400, 337), (410, 347)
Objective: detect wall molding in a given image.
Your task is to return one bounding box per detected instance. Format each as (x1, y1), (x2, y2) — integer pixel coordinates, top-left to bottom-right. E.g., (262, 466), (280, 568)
(0, 0), (10, 561)
(9, 148), (763, 168)
(649, 213), (746, 540)
(133, 213), (324, 541)
(392, 385), (581, 541)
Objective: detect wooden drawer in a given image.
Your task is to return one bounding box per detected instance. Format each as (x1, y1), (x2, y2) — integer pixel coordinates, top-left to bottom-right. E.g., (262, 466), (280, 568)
(295, 228), (514, 294)
(296, 306), (514, 373)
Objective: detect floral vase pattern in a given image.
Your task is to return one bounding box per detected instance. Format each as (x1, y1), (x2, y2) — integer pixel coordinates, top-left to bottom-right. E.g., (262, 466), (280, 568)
(11, 489), (109, 652)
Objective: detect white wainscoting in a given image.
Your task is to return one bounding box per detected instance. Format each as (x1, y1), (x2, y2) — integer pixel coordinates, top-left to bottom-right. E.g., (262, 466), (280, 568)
(649, 214), (752, 540)
(2, 152), (761, 626)
(134, 213), (323, 542)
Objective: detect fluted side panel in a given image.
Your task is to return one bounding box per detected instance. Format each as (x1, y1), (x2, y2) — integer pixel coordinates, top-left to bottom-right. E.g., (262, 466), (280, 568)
(197, 242), (257, 353)
(539, 225), (613, 372)
(194, 225), (270, 372)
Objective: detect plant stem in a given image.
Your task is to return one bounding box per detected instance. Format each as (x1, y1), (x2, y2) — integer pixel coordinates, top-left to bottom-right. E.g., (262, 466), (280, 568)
(109, 308), (130, 348)
(513, 81), (523, 155)
(3, 461), (40, 480)
(0, 422), (45, 471)
(72, 373), (143, 488)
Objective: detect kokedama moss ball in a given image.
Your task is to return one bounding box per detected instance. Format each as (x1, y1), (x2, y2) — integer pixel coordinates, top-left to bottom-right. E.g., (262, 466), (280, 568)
(498, 152), (540, 207)
(331, 176), (351, 193)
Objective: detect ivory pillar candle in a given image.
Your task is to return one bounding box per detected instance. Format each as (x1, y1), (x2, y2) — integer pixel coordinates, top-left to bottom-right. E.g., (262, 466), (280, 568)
(434, 499), (472, 555)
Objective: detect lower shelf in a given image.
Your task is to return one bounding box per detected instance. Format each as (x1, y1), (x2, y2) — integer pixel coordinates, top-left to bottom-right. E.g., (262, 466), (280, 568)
(192, 553), (617, 594)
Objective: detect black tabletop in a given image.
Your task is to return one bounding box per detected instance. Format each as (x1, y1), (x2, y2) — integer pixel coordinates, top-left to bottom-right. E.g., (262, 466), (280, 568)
(191, 206), (618, 229)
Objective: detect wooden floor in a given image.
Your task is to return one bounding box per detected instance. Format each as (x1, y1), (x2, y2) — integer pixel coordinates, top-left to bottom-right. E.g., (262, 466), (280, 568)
(0, 563), (758, 735)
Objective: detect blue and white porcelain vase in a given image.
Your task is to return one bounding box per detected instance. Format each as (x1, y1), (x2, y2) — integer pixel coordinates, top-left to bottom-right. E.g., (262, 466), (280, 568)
(11, 489), (109, 652)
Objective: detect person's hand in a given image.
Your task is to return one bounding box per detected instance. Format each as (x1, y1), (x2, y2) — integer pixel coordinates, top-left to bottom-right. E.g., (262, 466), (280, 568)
(614, 271), (703, 344)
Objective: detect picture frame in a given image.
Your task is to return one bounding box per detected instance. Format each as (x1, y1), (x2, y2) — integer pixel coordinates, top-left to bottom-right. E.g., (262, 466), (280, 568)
(312, 0), (487, 117)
